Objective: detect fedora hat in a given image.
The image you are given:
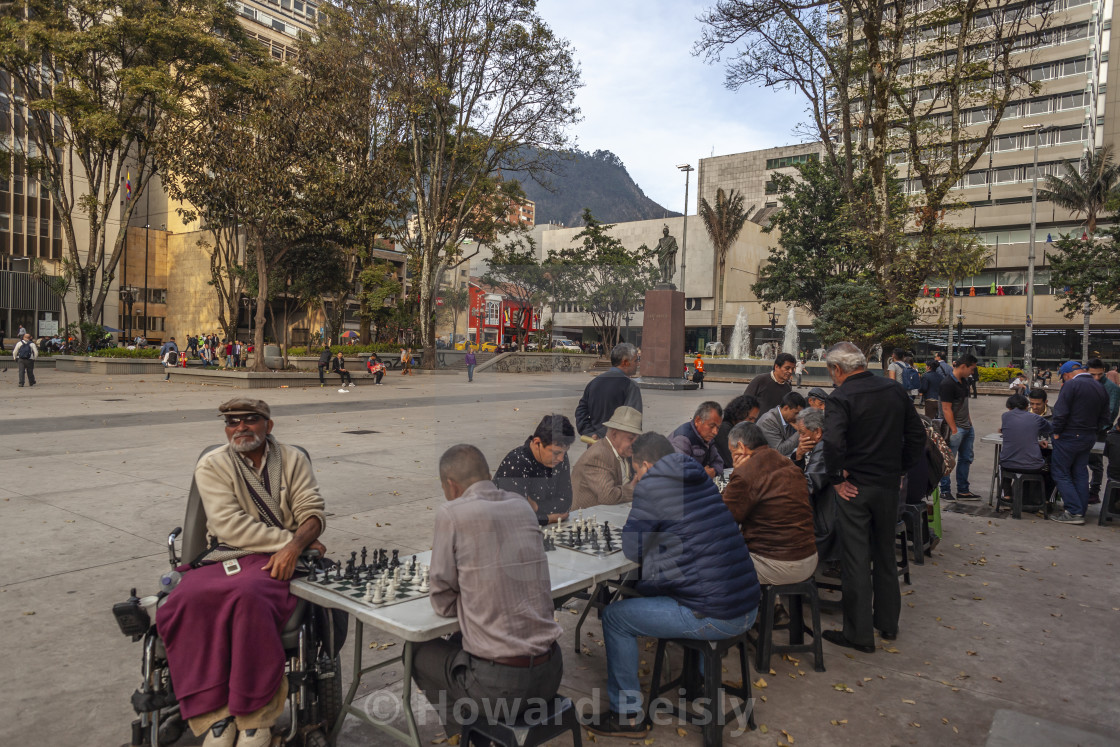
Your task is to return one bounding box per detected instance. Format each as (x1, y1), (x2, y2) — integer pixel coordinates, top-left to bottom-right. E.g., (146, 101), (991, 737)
(602, 406), (643, 435)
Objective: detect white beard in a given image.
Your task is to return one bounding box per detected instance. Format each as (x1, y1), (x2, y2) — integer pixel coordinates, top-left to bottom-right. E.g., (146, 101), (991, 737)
(229, 432), (265, 453)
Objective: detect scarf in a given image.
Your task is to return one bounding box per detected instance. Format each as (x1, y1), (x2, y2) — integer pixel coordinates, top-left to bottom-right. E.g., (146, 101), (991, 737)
(195, 436), (285, 565)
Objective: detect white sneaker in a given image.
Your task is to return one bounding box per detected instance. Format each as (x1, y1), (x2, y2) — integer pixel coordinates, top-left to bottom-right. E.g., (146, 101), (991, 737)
(236, 728), (273, 747)
(202, 718), (236, 747)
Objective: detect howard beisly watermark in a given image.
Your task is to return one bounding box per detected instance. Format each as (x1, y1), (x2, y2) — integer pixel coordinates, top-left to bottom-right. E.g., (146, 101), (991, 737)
(359, 687), (755, 735)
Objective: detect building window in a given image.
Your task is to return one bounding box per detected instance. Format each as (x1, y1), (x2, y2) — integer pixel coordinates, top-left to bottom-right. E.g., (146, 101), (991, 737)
(764, 152), (818, 169)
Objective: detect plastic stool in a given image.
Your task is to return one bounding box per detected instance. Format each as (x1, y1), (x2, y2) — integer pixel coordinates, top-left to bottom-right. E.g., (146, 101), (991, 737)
(460, 696), (581, 747)
(1098, 480), (1120, 526)
(998, 472), (1047, 519)
(648, 634), (756, 747)
(899, 503), (928, 564)
(753, 580), (826, 673)
(895, 521), (911, 585)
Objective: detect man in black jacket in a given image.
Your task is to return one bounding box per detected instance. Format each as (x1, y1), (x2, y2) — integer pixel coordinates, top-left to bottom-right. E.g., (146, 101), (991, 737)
(494, 414), (575, 524)
(575, 343), (642, 441)
(317, 347), (332, 386)
(821, 342), (925, 654)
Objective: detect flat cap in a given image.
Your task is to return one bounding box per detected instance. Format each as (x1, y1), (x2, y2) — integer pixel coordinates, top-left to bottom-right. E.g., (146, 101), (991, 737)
(218, 397), (271, 420)
(807, 387), (830, 401)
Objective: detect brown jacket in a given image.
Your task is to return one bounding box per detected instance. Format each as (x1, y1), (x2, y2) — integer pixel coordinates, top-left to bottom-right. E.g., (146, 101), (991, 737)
(722, 445), (816, 561)
(571, 437), (634, 510)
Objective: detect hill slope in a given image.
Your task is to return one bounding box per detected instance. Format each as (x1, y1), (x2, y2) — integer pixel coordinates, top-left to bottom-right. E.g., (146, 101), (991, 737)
(512, 149), (680, 227)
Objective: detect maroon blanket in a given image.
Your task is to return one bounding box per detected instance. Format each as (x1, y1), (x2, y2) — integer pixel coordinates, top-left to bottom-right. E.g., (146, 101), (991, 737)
(156, 553), (297, 720)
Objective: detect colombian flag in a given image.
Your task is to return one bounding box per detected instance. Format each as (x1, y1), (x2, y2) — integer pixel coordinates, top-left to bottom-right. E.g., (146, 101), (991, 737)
(126, 171), (132, 202)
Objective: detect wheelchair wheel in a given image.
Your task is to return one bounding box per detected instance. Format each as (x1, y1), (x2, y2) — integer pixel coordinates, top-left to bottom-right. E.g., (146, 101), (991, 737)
(317, 654), (343, 732)
(303, 728), (331, 747)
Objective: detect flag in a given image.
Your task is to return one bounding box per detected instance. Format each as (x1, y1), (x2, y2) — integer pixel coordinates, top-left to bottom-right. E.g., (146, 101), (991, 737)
(126, 171), (132, 202)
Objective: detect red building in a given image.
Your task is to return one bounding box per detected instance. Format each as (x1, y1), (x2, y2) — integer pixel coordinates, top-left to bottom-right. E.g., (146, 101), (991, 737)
(467, 279), (542, 347)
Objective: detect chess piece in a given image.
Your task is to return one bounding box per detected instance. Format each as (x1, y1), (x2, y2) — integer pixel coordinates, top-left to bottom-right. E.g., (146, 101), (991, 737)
(307, 565), (317, 583)
(372, 584), (385, 605)
(360, 547), (368, 571)
(419, 567), (430, 592)
(391, 549), (400, 569)
(364, 582), (374, 603)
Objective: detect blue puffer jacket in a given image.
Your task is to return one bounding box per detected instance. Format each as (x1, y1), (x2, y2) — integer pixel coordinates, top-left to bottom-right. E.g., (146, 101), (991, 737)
(622, 453), (759, 619)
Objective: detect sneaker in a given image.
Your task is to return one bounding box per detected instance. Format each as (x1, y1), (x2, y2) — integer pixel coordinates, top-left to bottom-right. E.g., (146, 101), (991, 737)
(1050, 510), (1085, 525)
(586, 711), (649, 738)
(236, 728), (272, 747)
(1088, 494), (1101, 505)
(954, 492), (981, 501)
(202, 717), (236, 747)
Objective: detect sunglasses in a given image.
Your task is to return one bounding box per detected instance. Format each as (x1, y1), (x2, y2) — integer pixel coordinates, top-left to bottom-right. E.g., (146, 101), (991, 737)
(224, 414), (265, 427)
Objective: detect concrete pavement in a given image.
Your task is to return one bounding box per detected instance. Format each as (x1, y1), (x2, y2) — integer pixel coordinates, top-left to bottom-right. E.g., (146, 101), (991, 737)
(0, 367), (1116, 747)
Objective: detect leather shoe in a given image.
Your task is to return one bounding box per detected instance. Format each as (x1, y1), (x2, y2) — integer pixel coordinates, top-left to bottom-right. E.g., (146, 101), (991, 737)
(822, 630), (874, 654)
(878, 630), (898, 641)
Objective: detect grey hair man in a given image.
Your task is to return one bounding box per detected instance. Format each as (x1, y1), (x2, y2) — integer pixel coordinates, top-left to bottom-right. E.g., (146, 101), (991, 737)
(575, 342), (643, 441)
(668, 401), (725, 478)
(820, 342), (925, 654)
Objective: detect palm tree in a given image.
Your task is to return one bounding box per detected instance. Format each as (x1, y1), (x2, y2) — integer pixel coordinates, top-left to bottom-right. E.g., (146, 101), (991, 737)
(699, 188), (752, 349)
(1039, 144), (1120, 235)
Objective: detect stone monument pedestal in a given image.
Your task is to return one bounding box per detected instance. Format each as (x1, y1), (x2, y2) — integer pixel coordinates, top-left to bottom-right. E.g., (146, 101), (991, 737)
(638, 287), (697, 391)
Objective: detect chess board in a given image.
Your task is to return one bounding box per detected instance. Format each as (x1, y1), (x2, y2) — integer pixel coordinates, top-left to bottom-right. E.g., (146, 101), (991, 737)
(548, 522), (622, 557)
(310, 572), (429, 608)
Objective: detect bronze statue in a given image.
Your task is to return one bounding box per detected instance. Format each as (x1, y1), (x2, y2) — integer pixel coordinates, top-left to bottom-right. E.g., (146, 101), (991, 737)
(655, 225), (678, 286)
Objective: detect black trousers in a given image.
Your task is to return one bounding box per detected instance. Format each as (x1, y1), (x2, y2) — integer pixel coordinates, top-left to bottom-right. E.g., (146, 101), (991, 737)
(414, 637), (563, 734)
(317, 364), (327, 383)
(835, 483), (901, 648)
(336, 370), (352, 385)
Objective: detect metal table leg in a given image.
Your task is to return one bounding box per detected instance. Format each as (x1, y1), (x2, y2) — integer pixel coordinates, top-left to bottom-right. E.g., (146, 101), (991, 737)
(573, 581), (605, 653)
(988, 443), (1002, 506)
(330, 618), (422, 747)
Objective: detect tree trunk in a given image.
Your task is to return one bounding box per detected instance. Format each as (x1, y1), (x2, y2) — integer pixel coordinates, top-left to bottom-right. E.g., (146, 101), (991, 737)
(253, 237), (269, 372)
(1082, 298), (1091, 361)
(947, 290), (955, 362)
(715, 257), (726, 350)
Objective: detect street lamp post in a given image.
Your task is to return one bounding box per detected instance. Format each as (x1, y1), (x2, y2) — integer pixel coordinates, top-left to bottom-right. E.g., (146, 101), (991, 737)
(676, 164), (694, 294)
(1022, 123), (1051, 376)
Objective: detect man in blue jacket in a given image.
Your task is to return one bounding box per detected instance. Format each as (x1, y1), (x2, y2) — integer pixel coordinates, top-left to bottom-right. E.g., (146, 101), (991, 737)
(1050, 360), (1110, 524)
(589, 433), (759, 737)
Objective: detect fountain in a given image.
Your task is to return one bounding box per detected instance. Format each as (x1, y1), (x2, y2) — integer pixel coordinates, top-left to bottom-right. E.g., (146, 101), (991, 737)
(727, 307), (752, 359)
(782, 307), (800, 357)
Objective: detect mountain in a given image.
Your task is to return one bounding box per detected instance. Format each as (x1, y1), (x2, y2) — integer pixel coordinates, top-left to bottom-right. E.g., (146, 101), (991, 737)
(511, 149), (680, 227)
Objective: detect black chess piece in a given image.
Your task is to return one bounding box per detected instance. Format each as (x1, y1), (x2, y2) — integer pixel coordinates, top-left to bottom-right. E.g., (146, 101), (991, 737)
(411, 555), (418, 573)
(575, 526), (582, 545)
(391, 549), (400, 569)
(604, 525), (614, 551)
(307, 565), (317, 583)
(360, 546), (368, 571)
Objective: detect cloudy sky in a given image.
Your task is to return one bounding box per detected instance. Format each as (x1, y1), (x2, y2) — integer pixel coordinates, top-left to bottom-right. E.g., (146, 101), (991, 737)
(535, 0), (807, 212)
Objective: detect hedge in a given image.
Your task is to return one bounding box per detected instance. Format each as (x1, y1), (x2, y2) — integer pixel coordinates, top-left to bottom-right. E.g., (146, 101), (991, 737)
(284, 342), (406, 356)
(977, 366), (1023, 383)
(88, 348), (162, 359)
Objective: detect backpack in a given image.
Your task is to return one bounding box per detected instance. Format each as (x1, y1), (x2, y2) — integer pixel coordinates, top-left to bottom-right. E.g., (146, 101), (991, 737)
(901, 364), (921, 391)
(17, 341), (33, 359)
(920, 415), (955, 479)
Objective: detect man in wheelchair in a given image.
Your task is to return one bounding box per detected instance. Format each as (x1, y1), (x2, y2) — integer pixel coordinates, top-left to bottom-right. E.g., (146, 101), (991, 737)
(157, 397), (326, 747)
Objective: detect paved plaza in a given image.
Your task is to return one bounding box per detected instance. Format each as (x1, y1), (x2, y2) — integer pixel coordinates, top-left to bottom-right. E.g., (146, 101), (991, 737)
(0, 367), (1117, 747)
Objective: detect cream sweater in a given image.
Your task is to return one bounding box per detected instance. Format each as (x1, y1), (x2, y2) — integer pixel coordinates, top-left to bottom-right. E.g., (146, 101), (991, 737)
(194, 443), (326, 553)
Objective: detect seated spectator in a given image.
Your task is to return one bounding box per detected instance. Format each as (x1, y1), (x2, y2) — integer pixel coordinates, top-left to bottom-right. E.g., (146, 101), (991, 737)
(367, 354), (385, 385)
(722, 422), (818, 586)
(668, 401), (724, 478)
(1028, 387), (1053, 419)
(755, 392), (807, 457)
(571, 406), (642, 510)
(589, 433), (759, 736)
(331, 352), (353, 387)
(793, 409), (838, 565)
(806, 388), (829, 411)
(1000, 393), (1054, 503)
(494, 414), (575, 524)
(714, 394), (761, 471)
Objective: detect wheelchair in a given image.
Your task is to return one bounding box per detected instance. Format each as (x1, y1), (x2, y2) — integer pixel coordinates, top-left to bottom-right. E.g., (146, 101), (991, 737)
(113, 446), (347, 747)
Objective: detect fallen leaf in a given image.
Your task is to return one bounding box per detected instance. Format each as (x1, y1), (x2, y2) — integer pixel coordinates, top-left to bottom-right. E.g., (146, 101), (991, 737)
(966, 651), (977, 656)
(832, 682), (848, 691)
(781, 729), (794, 744)
(753, 677), (768, 689)
(758, 725), (768, 734)
(675, 728), (687, 737)
(942, 718), (949, 725)
(431, 738), (447, 745)
(992, 676), (1002, 682)
(829, 719), (849, 726)
(884, 647), (900, 654)
(902, 699), (916, 705)
(909, 722), (921, 728)
(953, 726), (960, 733)
(642, 739), (653, 745)
(447, 736), (460, 746)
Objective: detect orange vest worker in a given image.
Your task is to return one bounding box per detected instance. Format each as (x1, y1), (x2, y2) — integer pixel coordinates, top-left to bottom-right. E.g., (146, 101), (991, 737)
(693, 355), (705, 373)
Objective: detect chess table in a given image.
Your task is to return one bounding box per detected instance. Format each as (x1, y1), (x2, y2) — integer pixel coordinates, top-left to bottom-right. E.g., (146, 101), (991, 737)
(290, 502), (637, 747)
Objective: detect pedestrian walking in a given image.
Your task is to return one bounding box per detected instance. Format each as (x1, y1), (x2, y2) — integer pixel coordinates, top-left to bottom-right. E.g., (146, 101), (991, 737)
(820, 342), (925, 653)
(159, 337), (180, 382)
(1049, 360), (1110, 524)
(13, 333), (37, 387)
(401, 347), (412, 375)
(795, 359), (806, 387)
(464, 346), (477, 382)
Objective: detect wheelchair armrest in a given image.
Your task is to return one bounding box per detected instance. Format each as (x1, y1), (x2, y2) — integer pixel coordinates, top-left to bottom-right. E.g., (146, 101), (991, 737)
(167, 527), (182, 568)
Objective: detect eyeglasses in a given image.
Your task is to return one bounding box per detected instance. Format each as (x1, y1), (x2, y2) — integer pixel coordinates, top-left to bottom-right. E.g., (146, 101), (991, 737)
(224, 414), (264, 427)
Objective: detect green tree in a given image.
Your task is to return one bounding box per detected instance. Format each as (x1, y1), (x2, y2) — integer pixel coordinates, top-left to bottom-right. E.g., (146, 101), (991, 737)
(1049, 228), (1120, 360)
(551, 209), (658, 351)
(0, 0), (256, 344)
(1040, 146), (1120, 236)
(483, 236), (550, 348)
(441, 286), (471, 347)
(752, 158), (874, 318)
(699, 187), (751, 348)
(812, 283), (913, 357)
(359, 260), (404, 343)
(366, 0), (581, 369)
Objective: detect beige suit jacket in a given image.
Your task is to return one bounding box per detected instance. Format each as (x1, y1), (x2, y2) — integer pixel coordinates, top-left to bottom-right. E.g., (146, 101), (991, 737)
(571, 437), (634, 510)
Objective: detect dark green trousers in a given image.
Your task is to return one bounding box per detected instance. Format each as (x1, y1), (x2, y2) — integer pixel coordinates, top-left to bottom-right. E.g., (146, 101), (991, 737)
(835, 483), (901, 648)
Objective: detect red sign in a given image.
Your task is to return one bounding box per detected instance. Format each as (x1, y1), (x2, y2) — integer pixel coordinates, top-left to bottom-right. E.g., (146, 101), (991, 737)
(436, 298), (444, 306)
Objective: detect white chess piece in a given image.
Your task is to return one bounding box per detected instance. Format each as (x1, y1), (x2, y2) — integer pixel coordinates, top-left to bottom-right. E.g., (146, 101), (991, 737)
(418, 568), (430, 593)
(372, 584), (385, 604)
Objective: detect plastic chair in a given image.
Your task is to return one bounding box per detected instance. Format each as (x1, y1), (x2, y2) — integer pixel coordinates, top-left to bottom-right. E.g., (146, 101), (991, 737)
(1098, 480), (1120, 526)
(998, 472), (1047, 520)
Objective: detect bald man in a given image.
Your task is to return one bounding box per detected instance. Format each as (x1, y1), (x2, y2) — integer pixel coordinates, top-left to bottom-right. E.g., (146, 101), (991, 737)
(414, 445), (563, 733)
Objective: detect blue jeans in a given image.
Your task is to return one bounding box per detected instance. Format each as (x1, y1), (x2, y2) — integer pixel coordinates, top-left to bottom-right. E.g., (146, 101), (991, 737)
(1052, 432), (1094, 516)
(601, 596), (755, 717)
(467, 364), (475, 382)
(941, 426), (974, 495)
